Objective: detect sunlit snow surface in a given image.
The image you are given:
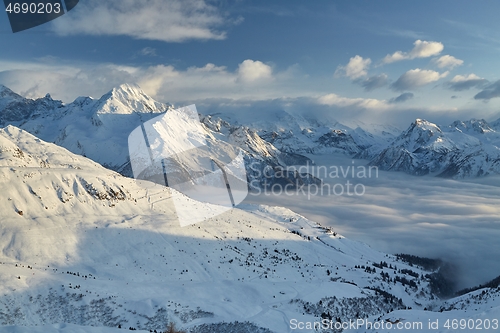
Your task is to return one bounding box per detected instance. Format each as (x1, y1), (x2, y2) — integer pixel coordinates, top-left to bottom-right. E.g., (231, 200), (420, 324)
(1, 126), (500, 333)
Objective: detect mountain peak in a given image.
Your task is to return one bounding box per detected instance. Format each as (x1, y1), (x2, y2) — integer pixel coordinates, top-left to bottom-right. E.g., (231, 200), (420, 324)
(414, 118), (431, 126)
(1, 125), (50, 146)
(385, 119), (446, 152)
(109, 83), (145, 98)
(99, 83), (148, 104)
(0, 84), (22, 99)
(95, 83), (169, 116)
(2, 123), (23, 133)
(0, 85), (27, 114)
(412, 118), (441, 133)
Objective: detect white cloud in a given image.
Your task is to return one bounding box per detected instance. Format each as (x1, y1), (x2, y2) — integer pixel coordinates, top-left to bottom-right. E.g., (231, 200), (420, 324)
(450, 74), (481, 83)
(2, 58), (493, 127)
(383, 40), (444, 64)
(2, 58), (488, 130)
(317, 93), (390, 110)
(444, 73), (489, 92)
(51, 0), (228, 42)
(0, 63), (137, 101)
(313, 92), (465, 127)
(335, 55), (371, 80)
(254, 166), (500, 289)
(0, 59), (281, 103)
(391, 68), (449, 91)
(434, 55), (463, 69)
(409, 40), (444, 58)
(237, 60), (273, 83)
(383, 51), (407, 64)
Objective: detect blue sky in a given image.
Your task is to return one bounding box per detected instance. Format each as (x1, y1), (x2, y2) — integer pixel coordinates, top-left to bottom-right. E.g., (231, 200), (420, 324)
(1, 0), (500, 127)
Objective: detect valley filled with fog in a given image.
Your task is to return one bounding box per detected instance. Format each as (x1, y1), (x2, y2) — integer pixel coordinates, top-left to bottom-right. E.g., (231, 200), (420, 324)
(245, 153), (500, 290)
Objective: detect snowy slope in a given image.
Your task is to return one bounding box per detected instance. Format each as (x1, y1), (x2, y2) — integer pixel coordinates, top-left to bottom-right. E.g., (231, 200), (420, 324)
(4, 126), (493, 332)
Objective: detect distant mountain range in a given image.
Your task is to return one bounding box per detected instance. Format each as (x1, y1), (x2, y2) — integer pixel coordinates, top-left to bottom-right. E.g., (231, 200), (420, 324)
(371, 118), (500, 178)
(4, 83), (500, 183)
(199, 106), (500, 179)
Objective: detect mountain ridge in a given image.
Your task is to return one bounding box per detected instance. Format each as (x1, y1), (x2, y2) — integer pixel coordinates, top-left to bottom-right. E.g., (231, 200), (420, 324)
(0, 85), (320, 188)
(3, 84), (500, 181)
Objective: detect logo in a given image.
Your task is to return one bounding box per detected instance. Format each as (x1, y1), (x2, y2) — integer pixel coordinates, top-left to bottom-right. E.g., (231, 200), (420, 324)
(128, 105), (248, 227)
(3, 0), (79, 33)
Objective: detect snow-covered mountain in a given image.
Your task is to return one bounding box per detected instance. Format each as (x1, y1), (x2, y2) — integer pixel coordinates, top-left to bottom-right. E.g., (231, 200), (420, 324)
(201, 115), (321, 189)
(199, 107), (500, 180)
(0, 84), (320, 189)
(0, 83), (171, 175)
(2, 126), (499, 332)
(5, 83), (500, 180)
(0, 126), (499, 332)
(371, 118), (500, 178)
(0, 84), (402, 184)
(0, 126), (421, 330)
(0, 97), (500, 333)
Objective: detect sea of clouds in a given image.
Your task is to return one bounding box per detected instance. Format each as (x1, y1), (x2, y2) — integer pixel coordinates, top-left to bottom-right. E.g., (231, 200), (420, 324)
(244, 153), (500, 290)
